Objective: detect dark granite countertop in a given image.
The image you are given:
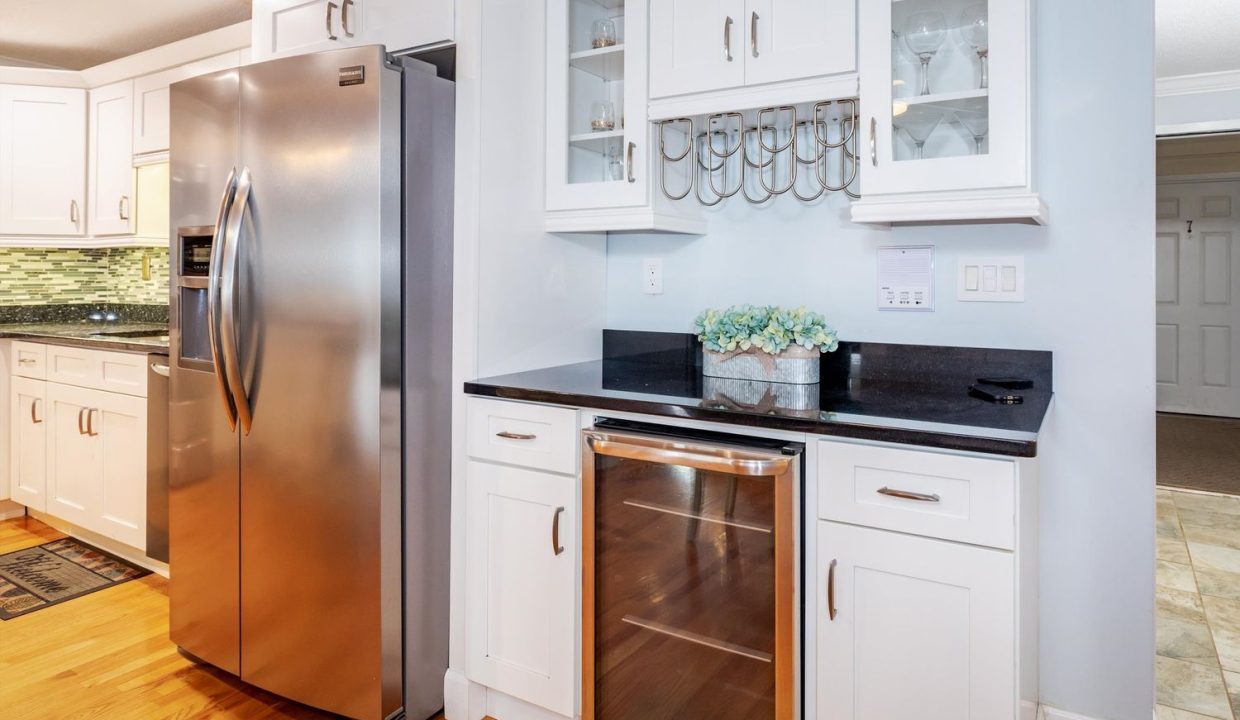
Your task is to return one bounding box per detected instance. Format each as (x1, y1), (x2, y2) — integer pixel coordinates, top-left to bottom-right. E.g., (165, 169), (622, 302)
(464, 332), (1054, 457)
(0, 322), (170, 354)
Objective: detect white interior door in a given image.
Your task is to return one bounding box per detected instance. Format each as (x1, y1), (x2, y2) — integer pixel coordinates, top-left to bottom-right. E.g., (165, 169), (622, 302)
(1156, 179), (1240, 417)
(10, 377), (47, 510)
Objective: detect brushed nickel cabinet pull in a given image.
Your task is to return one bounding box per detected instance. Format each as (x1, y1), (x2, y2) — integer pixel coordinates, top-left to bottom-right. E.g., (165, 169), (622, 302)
(496, 431), (537, 440)
(750, 12), (759, 57)
(70, 199), (79, 224)
(627, 142), (636, 183)
(870, 117), (877, 166)
(18, 358), (35, 366)
(87, 408), (99, 436)
(326, 1), (339, 40)
(723, 16), (734, 62)
(77, 407), (86, 435)
(342, 0), (355, 37)
(827, 559), (838, 620)
(552, 506), (565, 556)
(30, 398), (41, 424)
(119, 195), (130, 220)
(877, 486), (941, 503)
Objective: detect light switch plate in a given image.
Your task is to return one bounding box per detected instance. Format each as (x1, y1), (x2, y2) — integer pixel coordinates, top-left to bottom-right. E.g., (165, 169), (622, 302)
(877, 245), (934, 311)
(957, 256), (1025, 302)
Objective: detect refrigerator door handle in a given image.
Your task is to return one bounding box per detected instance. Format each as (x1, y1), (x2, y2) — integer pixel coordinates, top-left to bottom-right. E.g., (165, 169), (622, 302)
(220, 166), (254, 434)
(208, 167), (239, 431)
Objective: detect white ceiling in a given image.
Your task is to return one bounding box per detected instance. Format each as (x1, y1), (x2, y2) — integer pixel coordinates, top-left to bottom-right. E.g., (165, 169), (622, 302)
(0, 0), (251, 70)
(1157, 0), (1240, 78)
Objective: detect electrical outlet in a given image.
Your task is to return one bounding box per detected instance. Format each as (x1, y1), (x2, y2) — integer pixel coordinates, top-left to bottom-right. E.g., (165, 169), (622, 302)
(641, 258), (663, 295)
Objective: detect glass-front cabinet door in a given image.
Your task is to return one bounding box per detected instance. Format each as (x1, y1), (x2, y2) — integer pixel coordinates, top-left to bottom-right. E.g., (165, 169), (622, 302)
(546, 0), (648, 211)
(859, 0), (1029, 196)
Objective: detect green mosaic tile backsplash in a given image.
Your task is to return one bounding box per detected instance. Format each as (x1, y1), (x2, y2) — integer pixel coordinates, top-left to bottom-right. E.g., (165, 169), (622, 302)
(0, 247), (170, 306)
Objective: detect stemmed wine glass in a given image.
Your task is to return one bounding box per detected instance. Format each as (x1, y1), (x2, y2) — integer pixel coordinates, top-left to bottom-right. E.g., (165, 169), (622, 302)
(894, 106), (943, 160)
(904, 11), (946, 96)
(960, 5), (989, 89)
(954, 109), (989, 155)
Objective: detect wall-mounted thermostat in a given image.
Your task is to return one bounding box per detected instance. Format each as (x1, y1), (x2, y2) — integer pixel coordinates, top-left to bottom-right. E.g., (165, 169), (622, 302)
(877, 245), (934, 311)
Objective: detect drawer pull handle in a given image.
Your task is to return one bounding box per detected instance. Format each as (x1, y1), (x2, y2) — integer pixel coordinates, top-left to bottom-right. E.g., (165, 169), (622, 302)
(827, 558), (837, 621)
(877, 487), (941, 503)
(496, 431), (537, 441)
(552, 506), (565, 556)
(18, 358), (36, 366)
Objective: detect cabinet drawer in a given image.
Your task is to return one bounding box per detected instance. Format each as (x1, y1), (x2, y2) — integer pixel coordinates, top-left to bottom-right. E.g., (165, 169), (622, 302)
(12, 342), (47, 379)
(818, 440), (1015, 550)
(46, 345), (148, 398)
(467, 397), (577, 475)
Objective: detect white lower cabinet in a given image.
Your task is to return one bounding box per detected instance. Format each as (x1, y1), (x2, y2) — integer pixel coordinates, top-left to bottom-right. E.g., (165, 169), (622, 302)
(10, 344), (149, 552)
(816, 521), (1015, 720)
(465, 458), (576, 717)
(9, 376), (47, 510)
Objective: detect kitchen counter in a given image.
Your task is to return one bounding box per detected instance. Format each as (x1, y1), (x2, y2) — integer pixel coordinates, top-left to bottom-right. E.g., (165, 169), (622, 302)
(465, 332), (1054, 457)
(0, 322), (170, 353)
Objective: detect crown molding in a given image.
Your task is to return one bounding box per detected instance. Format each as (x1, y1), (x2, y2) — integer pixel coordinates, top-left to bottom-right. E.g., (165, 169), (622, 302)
(1157, 69), (1240, 97)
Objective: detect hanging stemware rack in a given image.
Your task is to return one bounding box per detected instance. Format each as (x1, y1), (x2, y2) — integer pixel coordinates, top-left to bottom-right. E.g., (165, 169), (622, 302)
(655, 98), (860, 206)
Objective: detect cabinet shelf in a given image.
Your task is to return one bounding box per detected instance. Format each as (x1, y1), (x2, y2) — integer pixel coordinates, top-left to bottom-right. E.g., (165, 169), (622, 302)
(570, 44), (625, 81)
(895, 88), (988, 114)
(569, 129), (624, 153)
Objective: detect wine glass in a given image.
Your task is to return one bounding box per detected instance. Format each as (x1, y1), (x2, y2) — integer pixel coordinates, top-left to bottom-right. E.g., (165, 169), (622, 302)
(903, 11), (946, 96)
(894, 106), (943, 160)
(606, 147), (624, 180)
(960, 5), (989, 89)
(955, 109), (989, 155)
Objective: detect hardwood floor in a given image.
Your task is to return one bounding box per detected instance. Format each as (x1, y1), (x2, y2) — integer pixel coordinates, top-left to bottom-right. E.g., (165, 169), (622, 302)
(0, 516), (446, 720)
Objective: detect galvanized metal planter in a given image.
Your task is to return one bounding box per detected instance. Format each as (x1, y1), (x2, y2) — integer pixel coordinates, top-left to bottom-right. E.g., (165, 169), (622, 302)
(702, 345), (821, 385)
(702, 376), (820, 416)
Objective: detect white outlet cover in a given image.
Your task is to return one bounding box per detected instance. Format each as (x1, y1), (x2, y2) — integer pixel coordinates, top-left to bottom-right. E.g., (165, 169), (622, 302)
(957, 256), (1025, 302)
(877, 245), (934, 311)
(641, 258), (663, 295)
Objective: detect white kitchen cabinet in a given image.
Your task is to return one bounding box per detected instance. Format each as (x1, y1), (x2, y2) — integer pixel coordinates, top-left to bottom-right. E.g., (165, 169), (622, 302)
(133, 51), (242, 155)
(850, 0), (1045, 224)
(45, 382), (100, 530)
(252, 0), (453, 61)
(648, 0), (855, 117)
(545, 0), (704, 233)
(89, 80), (135, 236)
(465, 458), (576, 717)
(816, 521), (1015, 720)
(0, 85), (87, 236)
(10, 376), (47, 511)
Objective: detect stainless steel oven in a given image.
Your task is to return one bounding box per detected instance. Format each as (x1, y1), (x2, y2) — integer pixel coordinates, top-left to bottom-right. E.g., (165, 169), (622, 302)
(582, 419), (803, 720)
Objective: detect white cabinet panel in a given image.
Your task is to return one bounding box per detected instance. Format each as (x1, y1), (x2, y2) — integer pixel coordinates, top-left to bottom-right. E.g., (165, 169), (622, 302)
(254, 0), (453, 61)
(96, 391), (147, 551)
(466, 459), (576, 717)
(253, 0), (343, 60)
(816, 521), (1015, 720)
(0, 85), (86, 236)
(12, 341), (47, 380)
(650, 0), (747, 99)
(743, 0), (855, 86)
(133, 52), (241, 155)
(89, 80), (135, 236)
(10, 377), (47, 511)
(362, 0), (454, 52)
(466, 397), (578, 475)
(45, 383), (100, 529)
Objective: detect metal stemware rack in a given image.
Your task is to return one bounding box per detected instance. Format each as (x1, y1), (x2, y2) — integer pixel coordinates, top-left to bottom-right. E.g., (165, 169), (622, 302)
(655, 98), (860, 206)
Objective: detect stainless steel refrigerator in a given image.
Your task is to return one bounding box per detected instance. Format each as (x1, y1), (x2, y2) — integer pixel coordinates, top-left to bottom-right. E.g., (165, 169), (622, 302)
(167, 46), (453, 720)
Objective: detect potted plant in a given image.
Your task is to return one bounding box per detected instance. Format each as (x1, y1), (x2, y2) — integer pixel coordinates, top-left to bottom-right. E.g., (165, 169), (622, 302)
(693, 305), (839, 384)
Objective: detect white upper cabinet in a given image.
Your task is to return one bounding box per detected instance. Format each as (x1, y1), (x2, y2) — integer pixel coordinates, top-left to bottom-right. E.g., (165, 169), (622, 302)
(545, 0), (704, 233)
(133, 52), (242, 155)
(851, 0), (1045, 224)
(88, 80), (135, 236)
(252, 0), (454, 61)
(648, 0), (856, 116)
(0, 85), (86, 236)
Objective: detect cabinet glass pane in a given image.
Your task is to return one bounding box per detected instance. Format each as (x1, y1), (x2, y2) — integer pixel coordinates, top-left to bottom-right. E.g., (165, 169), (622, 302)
(566, 0), (627, 186)
(891, 0), (989, 162)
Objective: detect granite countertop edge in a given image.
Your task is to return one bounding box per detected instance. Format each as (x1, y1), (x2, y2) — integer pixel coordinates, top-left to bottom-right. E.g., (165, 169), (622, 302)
(0, 326), (170, 354)
(464, 379), (1044, 458)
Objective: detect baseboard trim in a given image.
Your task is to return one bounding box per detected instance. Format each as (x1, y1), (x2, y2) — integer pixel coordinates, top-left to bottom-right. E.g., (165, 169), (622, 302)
(1040, 705), (1110, 720)
(0, 501), (26, 521)
(27, 510), (168, 577)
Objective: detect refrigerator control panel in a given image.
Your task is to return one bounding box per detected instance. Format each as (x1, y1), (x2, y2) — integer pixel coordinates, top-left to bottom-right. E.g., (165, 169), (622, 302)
(180, 232), (213, 277)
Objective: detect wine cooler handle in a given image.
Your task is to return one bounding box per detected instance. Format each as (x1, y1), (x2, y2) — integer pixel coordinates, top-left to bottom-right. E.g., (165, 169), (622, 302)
(552, 506), (565, 556)
(828, 558), (838, 620)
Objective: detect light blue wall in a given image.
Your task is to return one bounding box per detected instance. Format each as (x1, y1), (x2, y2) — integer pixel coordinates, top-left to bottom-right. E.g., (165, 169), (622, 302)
(606, 0), (1157, 717)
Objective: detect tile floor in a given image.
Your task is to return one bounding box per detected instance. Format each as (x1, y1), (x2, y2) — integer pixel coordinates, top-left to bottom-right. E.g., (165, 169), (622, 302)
(1157, 488), (1240, 719)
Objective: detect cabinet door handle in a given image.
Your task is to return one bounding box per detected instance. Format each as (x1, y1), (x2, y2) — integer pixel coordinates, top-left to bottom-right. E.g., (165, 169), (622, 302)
(70, 199), (79, 224)
(119, 195), (129, 220)
(627, 141), (636, 183)
(18, 358), (35, 366)
(869, 117), (878, 166)
(326, 1), (339, 40)
(827, 558), (838, 620)
(552, 506), (565, 556)
(496, 431), (537, 440)
(750, 12), (759, 58)
(30, 398), (41, 424)
(877, 486), (941, 503)
(723, 16), (733, 62)
(77, 407), (87, 435)
(342, 0), (355, 37)
(87, 408), (99, 436)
